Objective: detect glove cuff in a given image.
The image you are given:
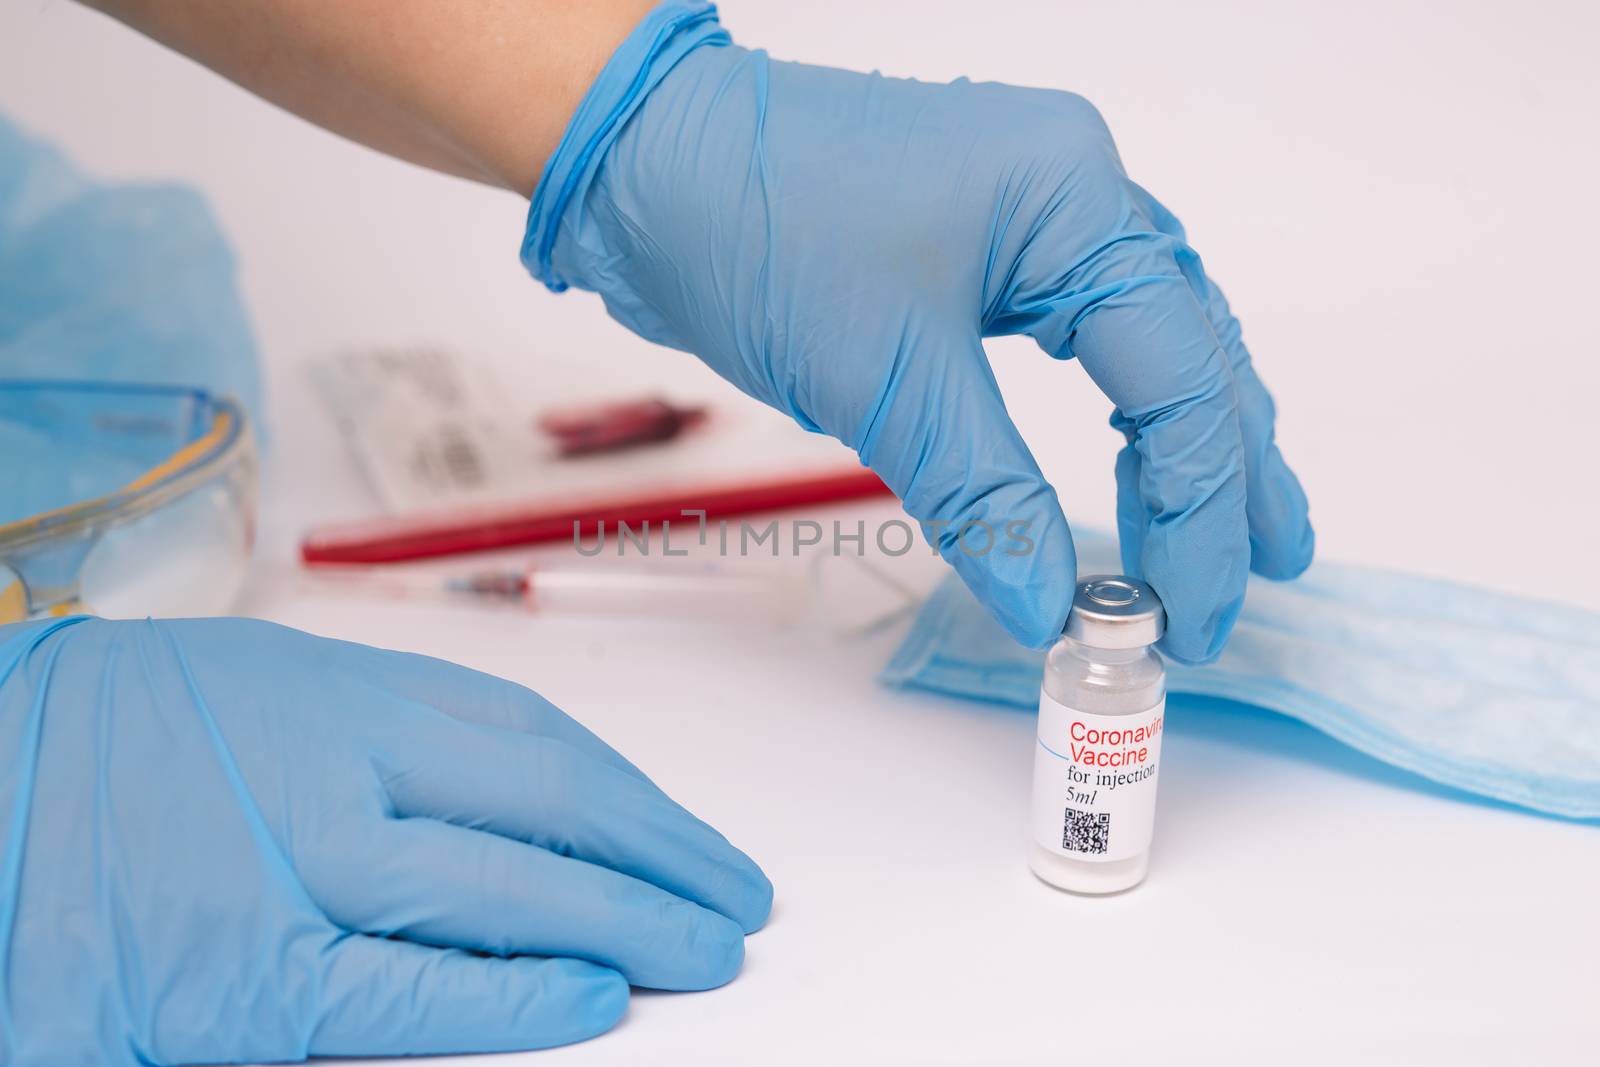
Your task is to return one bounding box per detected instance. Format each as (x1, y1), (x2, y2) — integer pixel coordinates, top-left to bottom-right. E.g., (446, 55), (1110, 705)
(521, 1), (729, 292)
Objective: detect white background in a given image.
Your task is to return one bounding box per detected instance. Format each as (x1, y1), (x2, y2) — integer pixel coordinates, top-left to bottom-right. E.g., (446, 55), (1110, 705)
(3, 1), (1598, 1064)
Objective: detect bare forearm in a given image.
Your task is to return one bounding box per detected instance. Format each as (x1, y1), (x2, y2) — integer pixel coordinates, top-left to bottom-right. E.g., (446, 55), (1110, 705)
(81, 0), (658, 193)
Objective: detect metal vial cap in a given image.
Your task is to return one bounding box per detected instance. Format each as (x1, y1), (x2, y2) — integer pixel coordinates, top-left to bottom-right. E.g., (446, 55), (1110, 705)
(1063, 575), (1165, 650)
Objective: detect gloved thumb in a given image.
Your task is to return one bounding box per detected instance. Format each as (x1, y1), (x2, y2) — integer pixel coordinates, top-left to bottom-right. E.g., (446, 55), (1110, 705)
(844, 326), (1077, 649)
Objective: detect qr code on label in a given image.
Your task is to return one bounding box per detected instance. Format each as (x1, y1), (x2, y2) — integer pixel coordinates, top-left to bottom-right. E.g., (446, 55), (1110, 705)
(1061, 808), (1110, 855)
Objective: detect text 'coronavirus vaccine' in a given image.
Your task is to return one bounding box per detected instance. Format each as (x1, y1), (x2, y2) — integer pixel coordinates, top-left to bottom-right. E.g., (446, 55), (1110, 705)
(1030, 575), (1167, 894)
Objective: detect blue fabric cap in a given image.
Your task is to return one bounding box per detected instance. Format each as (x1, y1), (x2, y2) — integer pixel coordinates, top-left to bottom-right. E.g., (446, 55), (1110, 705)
(0, 113), (263, 429)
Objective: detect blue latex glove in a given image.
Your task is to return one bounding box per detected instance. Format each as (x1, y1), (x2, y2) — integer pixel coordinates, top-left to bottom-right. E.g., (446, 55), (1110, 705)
(0, 617), (772, 1065)
(525, 3), (1314, 663)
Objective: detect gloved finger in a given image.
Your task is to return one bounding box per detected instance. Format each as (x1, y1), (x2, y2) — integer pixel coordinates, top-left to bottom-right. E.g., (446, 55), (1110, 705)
(1203, 339), (1313, 579)
(381, 724), (772, 933)
(310, 934), (627, 1057)
(338, 817), (746, 991)
(1130, 185), (1314, 579)
(844, 323), (1077, 649)
(1032, 233), (1251, 663)
(1112, 435), (1147, 582)
(346, 638), (659, 788)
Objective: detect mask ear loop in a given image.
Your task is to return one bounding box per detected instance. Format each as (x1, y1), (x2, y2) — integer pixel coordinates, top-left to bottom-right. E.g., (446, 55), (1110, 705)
(805, 550), (928, 638)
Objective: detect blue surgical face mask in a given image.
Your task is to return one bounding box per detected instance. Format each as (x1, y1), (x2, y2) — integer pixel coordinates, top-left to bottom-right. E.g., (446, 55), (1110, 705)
(882, 530), (1600, 819)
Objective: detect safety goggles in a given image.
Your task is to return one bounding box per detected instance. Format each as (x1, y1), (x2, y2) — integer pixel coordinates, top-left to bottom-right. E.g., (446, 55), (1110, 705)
(0, 381), (257, 623)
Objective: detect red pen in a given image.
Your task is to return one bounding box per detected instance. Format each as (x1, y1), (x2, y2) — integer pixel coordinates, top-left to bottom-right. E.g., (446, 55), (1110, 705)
(300, 467), (894, 565)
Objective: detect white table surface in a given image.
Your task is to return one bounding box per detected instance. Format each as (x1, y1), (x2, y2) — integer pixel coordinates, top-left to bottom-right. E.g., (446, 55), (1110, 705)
(4, 1), (1598, 1064)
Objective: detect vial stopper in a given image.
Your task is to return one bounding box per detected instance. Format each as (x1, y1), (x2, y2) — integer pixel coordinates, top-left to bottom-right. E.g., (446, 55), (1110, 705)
(1062, 575), (1165, 650)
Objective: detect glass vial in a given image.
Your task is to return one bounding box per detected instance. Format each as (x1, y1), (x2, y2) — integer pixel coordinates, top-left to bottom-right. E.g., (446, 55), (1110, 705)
(1029, 575), (1166, 895)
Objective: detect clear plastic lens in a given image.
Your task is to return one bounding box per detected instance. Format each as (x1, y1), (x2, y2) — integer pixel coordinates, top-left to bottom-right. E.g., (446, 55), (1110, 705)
(77, 443), (256, 620)
(0, 384), (214, 525)
(0, 383), (256, 620)
(0, 383), (258, 623)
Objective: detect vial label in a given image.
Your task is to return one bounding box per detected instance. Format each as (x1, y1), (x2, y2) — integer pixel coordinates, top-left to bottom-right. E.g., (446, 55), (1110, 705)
(1031, 691), (1165, 863)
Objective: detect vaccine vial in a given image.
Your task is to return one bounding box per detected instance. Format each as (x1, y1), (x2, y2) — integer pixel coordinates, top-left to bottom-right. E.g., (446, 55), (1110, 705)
(1030, 575), (1166, 894)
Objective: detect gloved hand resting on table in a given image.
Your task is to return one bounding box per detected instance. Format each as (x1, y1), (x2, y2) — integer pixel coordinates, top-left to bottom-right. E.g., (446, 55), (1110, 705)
(0, 616), (771, 1066)
(525, 2), (1315, 663)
